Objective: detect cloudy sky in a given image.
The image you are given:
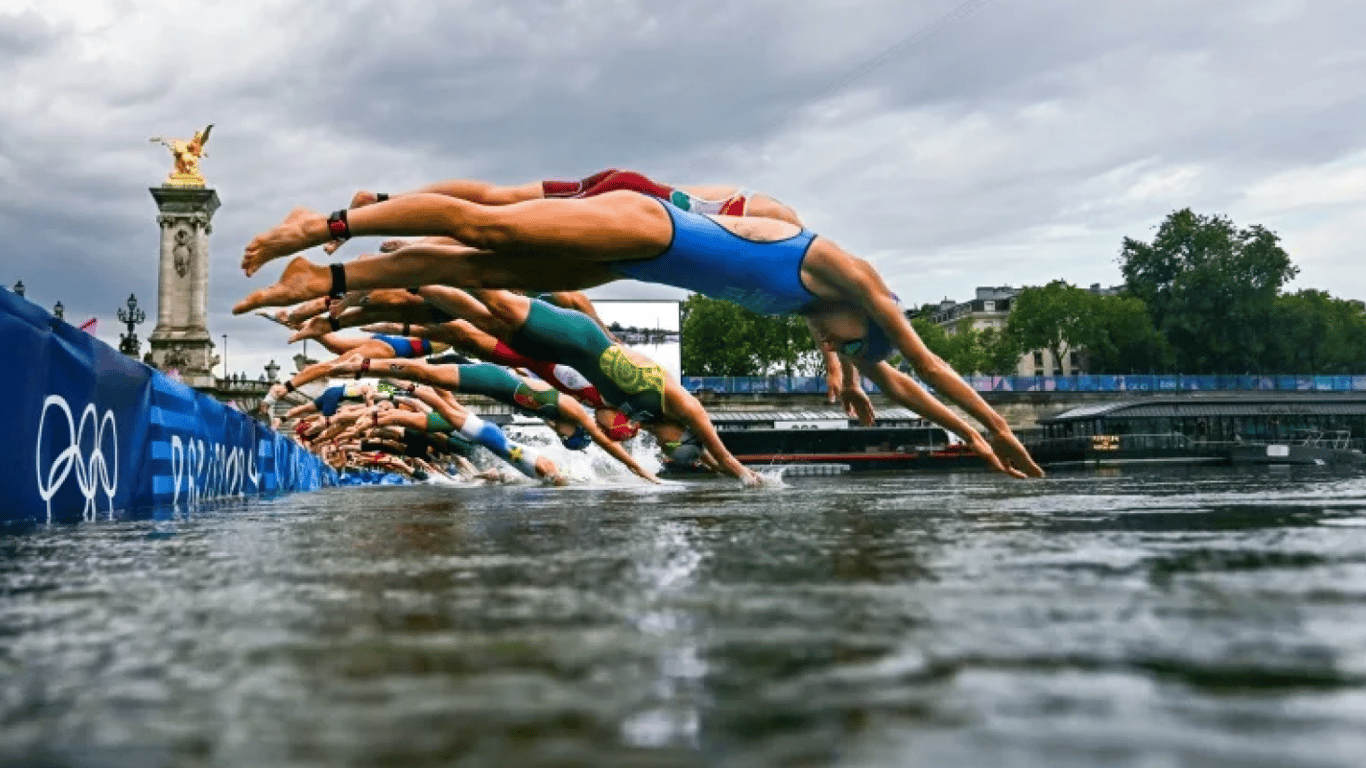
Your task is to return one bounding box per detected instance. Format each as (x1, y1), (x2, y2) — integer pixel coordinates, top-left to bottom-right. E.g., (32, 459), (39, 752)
(2, 0), (1363, 379)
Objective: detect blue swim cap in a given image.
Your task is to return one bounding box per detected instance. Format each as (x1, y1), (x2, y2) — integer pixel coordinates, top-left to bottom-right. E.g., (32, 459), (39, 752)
(561, 426), (593, 451)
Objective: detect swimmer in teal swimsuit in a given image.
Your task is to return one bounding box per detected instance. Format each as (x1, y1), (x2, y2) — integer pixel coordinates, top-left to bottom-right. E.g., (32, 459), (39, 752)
(325, 356), (658, 484)
(236, 182), (1043, 478)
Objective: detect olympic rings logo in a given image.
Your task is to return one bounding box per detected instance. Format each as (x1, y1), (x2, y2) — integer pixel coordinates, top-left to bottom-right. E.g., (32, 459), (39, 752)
(169, 432), (261, 508)
(35, 394), (119, 521)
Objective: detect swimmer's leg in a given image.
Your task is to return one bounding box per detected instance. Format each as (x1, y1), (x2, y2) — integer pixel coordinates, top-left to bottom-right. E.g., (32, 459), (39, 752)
(235, 247), (618, 314)
(457, 413), (562, 483)
(242, 192), (669, 276)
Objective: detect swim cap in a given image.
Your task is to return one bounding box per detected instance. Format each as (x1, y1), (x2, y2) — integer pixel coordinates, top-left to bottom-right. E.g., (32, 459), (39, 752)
(600, 409), (640, 441)
(561, 426), (593, 451)
(836, 303), (899, 363)
(663, 430), (703, 465)
(859, 320), (896, 362)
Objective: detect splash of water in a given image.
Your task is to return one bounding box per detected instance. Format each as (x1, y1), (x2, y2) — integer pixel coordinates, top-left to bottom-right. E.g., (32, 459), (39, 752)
(505, 423), (663, 487)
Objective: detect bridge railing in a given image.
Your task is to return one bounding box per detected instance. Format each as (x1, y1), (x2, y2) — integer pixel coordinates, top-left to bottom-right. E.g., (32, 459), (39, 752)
(680, 374), (1366, 395)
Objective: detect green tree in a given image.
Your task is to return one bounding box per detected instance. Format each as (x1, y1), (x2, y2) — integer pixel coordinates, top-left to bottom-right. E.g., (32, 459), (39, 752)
(910, 316), (951, 358)
(904, 316), (1019, 376)
(1076, 293), (1171, 374)
(977, 325), (1023, 375)
(1267, 290), (1366, 374)
(749, 313), (823, 376)
(680, 295), (763, 375)
(1119, 208), (1297, 373)
(1005, 280), (1094, 375)
(680, 295), (823, 376)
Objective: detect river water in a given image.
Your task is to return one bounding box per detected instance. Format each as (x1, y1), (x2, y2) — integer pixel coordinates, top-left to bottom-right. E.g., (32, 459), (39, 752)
(4, 465), (1366, 768)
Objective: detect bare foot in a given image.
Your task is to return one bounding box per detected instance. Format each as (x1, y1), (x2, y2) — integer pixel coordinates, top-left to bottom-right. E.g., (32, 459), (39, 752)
(233, 257), (329, 314)
(242, 208), (327, 277)
(289, 317), (334, 342)
(285, 297), (332, 325)
(333, 289), (424, 316)
(327, 290), (372, 318)
(255, 310), (300, 330)
(359, 322), (404, 335)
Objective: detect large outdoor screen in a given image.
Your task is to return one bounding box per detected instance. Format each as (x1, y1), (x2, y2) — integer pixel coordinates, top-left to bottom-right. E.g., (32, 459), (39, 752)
(591, 300), (682, 383)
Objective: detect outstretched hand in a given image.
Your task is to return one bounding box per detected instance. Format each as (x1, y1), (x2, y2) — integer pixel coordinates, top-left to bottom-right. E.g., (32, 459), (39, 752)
(966, 433), (1027, 479)
(840, 386), (876, 426)
(990, 431), (1046, 478)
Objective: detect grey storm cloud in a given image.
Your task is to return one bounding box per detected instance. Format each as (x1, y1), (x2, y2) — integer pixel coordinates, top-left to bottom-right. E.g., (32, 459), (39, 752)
(2, 0), (1365, 373)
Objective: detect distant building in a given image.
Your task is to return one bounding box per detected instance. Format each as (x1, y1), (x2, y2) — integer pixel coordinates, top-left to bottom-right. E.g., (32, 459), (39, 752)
(928, 284), (1122, 376)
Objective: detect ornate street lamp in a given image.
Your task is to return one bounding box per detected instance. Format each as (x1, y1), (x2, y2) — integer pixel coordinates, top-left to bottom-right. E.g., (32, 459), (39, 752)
(264, 359), (280, 382)
(53, 301), (64, 320)
(118, 293), (146, 357)
(12, 280), (24, 298)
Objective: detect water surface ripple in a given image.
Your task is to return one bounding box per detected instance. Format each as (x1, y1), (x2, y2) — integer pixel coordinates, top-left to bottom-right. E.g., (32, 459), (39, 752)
(4, 466), (1366, 767)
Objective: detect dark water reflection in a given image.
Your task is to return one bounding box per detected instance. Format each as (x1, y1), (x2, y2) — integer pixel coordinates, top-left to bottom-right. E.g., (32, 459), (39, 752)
(5, 467), (1366, 767)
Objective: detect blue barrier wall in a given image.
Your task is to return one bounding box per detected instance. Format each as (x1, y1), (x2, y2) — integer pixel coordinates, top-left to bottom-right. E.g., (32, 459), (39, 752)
(1, 289), (337, 524)
(680, 373), (1366, 395)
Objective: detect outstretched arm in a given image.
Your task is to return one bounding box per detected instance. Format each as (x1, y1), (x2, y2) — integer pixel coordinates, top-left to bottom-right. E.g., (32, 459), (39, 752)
(819, 259), (1042, 477)
(562, 399), (658, 483)
(351, 179), (543, 208)
(838, 357), (876, 425)
(807, 317), (873, 423)
(666, 387), (760, 486)
(859, 362), (1027, 479)
(823, 346), (843, 404)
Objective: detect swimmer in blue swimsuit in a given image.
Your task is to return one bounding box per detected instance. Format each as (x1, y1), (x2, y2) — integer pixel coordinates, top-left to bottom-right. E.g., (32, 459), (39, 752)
(276, 173), (863, 417)
(237, 182), (1044, 478)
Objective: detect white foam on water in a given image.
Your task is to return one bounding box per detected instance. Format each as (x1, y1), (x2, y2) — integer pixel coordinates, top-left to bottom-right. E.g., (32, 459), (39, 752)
(505, 423), (664, 488)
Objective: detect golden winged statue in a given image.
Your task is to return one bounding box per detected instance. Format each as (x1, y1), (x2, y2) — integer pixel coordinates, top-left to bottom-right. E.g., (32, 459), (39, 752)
(149, 124), (213, 186)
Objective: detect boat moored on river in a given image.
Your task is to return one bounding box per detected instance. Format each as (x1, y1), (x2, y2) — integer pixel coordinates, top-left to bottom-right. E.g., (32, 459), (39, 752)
(1029, 393), (1366, 468)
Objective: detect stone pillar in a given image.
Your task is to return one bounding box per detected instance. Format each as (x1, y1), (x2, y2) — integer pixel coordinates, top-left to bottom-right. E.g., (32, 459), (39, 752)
(147, 186), (221, 389)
